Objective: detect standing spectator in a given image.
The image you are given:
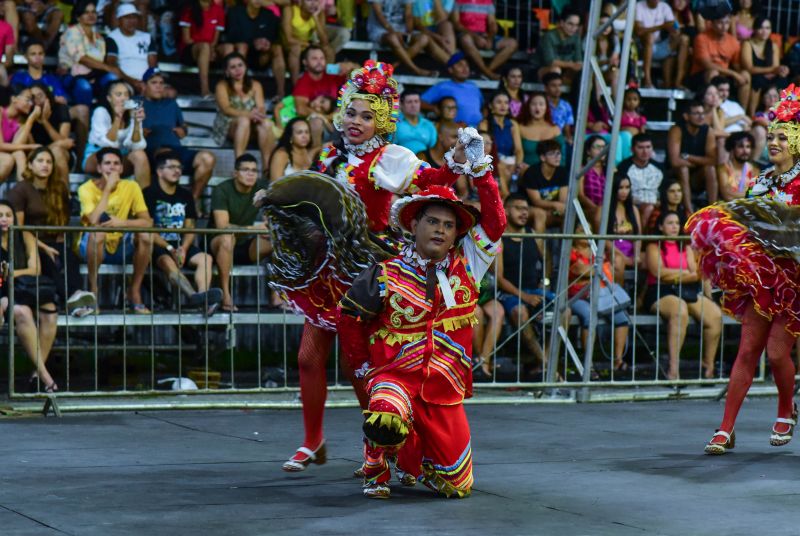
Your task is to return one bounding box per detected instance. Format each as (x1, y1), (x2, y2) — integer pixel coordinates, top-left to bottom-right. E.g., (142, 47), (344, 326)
(144, 151), (222, 315)
(219, 0), (287, 99)
(451, 0), (518, 81)
(8, 147), (96, 316)
(77, 147), (154, 314)
(29, 82), (75, 184)
(0, 200), (59, 392)
(517, 91), (565, 167)
(494, 192), (549, 379)
(412, 0), (456, 56)
(421, 52), (483, 127)
(18, 0), (63, 52)
(213, 52), (276, 170)
(601, 174), (642, 285)
(533, 7), (582, 83)
(718, 130), (757, 201)
(58, 1), (119, 108)
(644, 211), (722, 380)
(141, 67), (216, 204)
(712, 75), (752, 132)
(501, 65), (526, 119)
(667, 100), (717, 212)
(542, 72), (574, 144)
(208, 154), (271, 312)
(85, 80), (150, 188)
(367, 0), (447, 76)
(740, 16), (789, 115)
(521, 138), (568, 235)
(615, 133), (665, 227)
(395, 89), (437, 155)
(268, 117), (314, 181)
(0, 86), (40, 183)
(105, 3), (158, 93)
(635, 0), (687, 88)
(179, 0), (225, 98)
(283, 0), (334, 82)
(689, 14), (751, 108)
(577, 135), (608, 223)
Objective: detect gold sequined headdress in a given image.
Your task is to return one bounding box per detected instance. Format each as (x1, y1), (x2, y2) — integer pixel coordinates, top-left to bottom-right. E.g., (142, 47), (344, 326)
(768, 84), (800, 155)
(332, 60), (399, 137)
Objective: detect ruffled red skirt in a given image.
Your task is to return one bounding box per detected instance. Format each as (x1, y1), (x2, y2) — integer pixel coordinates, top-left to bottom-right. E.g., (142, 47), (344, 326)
(686, 205), (800, 336)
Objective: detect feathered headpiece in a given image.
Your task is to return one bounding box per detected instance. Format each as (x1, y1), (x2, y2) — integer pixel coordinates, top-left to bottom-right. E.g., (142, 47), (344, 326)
(332, 60), (400, 137)
(768, 84), (800, 155)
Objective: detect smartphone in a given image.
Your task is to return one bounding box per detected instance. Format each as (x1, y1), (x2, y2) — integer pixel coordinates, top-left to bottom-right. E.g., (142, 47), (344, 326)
(123, 99), (141, 111)
(99, 212), (112, 223)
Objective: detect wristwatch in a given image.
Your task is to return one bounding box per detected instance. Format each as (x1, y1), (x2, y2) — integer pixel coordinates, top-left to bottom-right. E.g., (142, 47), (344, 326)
(680, 152), (690, 161)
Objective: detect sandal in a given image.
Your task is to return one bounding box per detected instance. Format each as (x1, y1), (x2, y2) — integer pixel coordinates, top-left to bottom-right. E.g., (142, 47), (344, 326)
(704, 429), (735, 455)
(126, 301), (151, 315)
(770, 402), (798, 447)
(282, 441), (326, 472)
(45, 382), (58, 394)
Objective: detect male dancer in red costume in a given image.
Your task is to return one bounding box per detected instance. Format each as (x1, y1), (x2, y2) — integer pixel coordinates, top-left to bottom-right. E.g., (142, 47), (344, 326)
(336, 142), (505, 498)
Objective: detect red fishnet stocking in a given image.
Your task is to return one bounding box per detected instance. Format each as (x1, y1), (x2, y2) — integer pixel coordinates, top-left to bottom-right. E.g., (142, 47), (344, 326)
(766, 315), (798, 434)
(716, 305), (770, 437)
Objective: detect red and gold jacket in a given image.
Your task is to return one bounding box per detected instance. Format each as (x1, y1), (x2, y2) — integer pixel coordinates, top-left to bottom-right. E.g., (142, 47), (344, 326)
(337, 174), (505, 405)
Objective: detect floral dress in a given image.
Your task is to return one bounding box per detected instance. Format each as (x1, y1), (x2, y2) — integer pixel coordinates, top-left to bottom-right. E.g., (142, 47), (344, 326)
(212, 93), (256, 146)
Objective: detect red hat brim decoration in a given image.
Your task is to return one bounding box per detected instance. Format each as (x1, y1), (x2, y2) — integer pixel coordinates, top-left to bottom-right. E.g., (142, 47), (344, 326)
(391, 185), (480, 237)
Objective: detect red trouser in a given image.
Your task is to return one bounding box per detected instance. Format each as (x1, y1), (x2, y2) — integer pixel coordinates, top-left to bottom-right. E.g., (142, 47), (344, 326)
(362, 379), (473, 498)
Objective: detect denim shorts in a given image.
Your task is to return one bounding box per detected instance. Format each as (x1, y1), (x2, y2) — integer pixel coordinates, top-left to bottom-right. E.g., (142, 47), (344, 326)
(78, 231), (135, 264)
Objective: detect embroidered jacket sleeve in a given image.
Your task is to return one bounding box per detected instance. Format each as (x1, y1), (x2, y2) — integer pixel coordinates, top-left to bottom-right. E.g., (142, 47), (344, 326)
(372, 144), (460, 194)
(336, 263), (386, 372)
(460, 172), (506, 283)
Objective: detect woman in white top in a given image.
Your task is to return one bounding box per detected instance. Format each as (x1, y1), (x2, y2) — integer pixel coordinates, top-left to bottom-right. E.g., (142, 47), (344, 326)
(269, 117), (314, 182)
(83, 80), (149, 187)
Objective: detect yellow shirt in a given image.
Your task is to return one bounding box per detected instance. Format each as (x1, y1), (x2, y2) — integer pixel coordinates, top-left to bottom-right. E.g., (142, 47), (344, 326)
(78, 179), (148, 254)
(291, 5), (317, 44)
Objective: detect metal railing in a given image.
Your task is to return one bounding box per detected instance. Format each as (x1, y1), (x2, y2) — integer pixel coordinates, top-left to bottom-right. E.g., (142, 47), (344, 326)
(1, 225), (762, 409)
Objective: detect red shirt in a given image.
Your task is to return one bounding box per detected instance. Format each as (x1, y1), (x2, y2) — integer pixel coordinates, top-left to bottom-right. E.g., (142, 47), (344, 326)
(179, 4), (225, 52)
(292, 72), (345, 101)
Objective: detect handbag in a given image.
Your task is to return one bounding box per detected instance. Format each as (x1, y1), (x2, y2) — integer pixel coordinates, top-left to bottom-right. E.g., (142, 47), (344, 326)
(597, 283), (632, 316)
(14, 275), (56, 307)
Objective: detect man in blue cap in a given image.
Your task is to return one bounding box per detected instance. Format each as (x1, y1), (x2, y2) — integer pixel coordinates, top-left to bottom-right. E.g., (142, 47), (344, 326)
(421, 51), (484, 127)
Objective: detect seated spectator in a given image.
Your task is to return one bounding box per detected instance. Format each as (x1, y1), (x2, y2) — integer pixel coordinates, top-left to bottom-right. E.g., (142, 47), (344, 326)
(143, 151), (222, 316)
(668, 0), (696, 88)
(421, 52), (483, 127)
(412, 0), (457, 57)
(542, 72), (574, 144)
(712, 75), (752, 132)
(213, 52), (276, 170)
(493, 192), (550, 380)
(320, 0), (352, 54)
(451, 0), (518, 80)
(718, 130), (758, 201)
(730, 0), (757, 41)
(500, 65), (526, 119)
(0, 85), (40, 183)
(152, 0), (177, 56)
(29, 82), (75, 184)
(58, 1), (119, 108)
(644, 210), (722, 379)
(18, 0), (63, 53)
(8, 147), (96, 316)
(209, 154), (271, 312)
(741, 16), (789, 115)
(178, 0), (225, 98)
(472, 272), (505, 381)
(517, 91), (565, 167)
(85, 80), (150, 188)
(689, 14), (751, 109)
(304, 95), (336, 148)
(434, 96), (461, 129)
(667, 100), (717, 212)
(587, 81), (632, 163)
(635, 0), (688, 88)
(219, 0), (286, 98)
(77, 147), (154, 314)
(616, 133), (664, 227)
(141, 68), (216, 204)
(418, 120), (458, 169)
(521, 138), (568, 235)
(283, 0), (334, 82)
(621, 87), (647, 136)
(601, 174), (642, 285)
(751, 83), (779, 162)
(0, 6), (14, 85)
(533, 7), (582, 84)
(479, 91), (522, 194)
(395, 90), (437, 155)
(268, 117), (313, 181)
(568, 223), (630, 373)
(698, 82), (730, 165)
(596, 13), (621, 89)
(105, 3), (158, 94)
(0, 200), (59, 392)
(577, 135), (608, 223)
(646, 176), (691, 232)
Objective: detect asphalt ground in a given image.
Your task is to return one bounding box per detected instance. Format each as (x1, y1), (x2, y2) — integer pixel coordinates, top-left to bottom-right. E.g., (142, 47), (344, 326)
(1, 398), (798, 536)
